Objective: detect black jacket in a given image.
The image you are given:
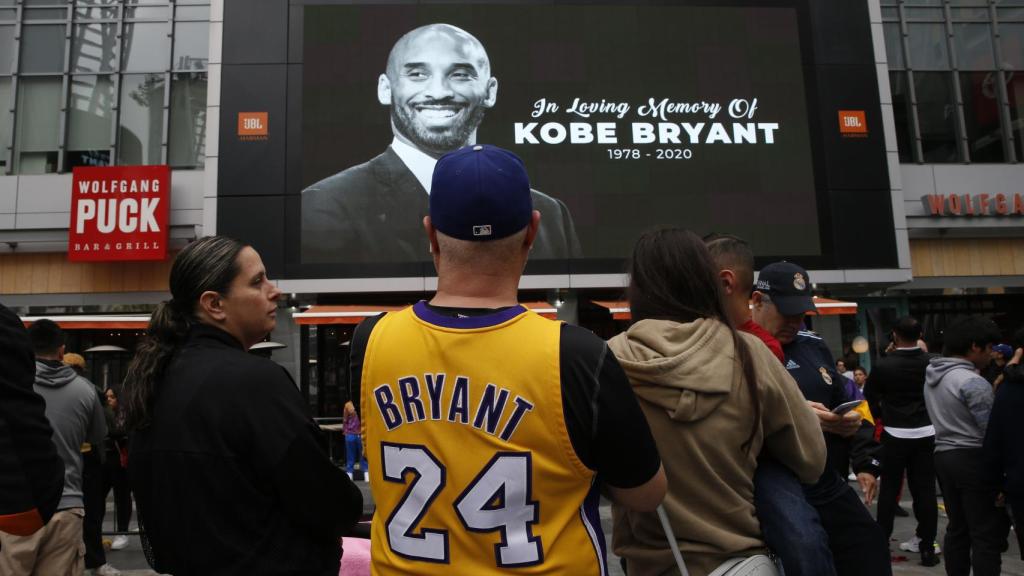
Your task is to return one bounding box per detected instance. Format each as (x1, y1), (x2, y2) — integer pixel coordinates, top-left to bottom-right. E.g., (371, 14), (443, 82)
(984, 363), (1024, 496)
(0, 303), (64, 536)
(783, 331), (882, 503)
(864, 348), (935, 430)
(301, 147), (582, 264)
(130, 325), (362, 576)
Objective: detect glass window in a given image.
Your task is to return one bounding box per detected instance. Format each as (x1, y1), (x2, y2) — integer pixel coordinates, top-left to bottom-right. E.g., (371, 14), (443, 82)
(999, 8), (1024, 21)
(168, 73), (206, 168)
(0, 78), (10, 169)
(175, 6), (209, 20)
(953, 23), (996, 69)
(0, 8), (17, 21)
(14, 77), (62, 174)
(914, 72), (961, 162)
(24, 8), (67, 20)
(890, 71), (915, 162)
(905, 8), (945, 20)
(24, 0), (69, 4)
(122, 23), (169, 71)
(20, 25), (67, 74)
(68, 75), (114, 167)
(74, 7), (118, 20)
(172, 21), (208, 71)
(1008, 74), (1024, 161)
(959, 72), (1006, 162)
(0, 26), (13, 75)
(118, 73), (165, 165)
(125, 6), (168, 20)
(1000, 23), (1024, 68)
(905, 0), (943, 5)
(71, 22), (117, 72)
(907, 23), (950, 70)
(951, 8), (990, 20)
(884, 23), (905, 69)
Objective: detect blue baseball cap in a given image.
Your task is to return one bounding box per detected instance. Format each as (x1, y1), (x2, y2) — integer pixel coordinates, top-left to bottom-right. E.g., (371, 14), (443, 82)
(430, 145), (533, 241)
(755, 261), (817, 316)
(993, 343), (1013, 358)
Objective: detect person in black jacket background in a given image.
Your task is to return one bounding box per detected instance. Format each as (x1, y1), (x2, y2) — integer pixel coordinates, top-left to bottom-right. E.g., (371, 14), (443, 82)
(0, 303), (64, 542)
(864, 316), (941, 566)
(984, 326), (1024, 560)
(121, 236), (363, 576)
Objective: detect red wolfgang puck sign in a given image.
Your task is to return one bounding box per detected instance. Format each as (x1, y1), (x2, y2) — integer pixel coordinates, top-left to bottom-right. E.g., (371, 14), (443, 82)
(69, 166), (170, 262)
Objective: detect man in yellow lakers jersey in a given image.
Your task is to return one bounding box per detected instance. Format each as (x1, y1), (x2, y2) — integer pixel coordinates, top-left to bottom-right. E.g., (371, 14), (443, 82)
(352, 145), (666, 575)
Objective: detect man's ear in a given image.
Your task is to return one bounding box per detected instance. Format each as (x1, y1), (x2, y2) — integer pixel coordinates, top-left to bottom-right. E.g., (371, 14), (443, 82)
(377, 73), (392, 106)
(718, 269), (736, 296)
(751, 291), (765, 310)
(482, 77), (498, 108)
(198, 290), (227, 322)
(523, 210), (541, 251)
(423, 216), (440, 255)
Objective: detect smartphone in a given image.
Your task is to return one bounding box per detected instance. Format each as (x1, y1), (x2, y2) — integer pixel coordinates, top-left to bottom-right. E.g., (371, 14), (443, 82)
(832, 399), (864, 415)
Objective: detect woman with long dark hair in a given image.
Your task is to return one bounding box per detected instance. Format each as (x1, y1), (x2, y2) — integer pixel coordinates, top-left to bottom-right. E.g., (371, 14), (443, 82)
(102, 387), (133, 551)
(123, 236), (362, 576)
(608, 229), (825, 576)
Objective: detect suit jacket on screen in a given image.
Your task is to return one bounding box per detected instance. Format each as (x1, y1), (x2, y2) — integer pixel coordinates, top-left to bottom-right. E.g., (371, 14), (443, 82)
(301, 147), (582, 264)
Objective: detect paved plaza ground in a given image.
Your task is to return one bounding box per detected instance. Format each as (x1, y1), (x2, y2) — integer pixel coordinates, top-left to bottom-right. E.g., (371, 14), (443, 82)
(96, 479), (1022, 575)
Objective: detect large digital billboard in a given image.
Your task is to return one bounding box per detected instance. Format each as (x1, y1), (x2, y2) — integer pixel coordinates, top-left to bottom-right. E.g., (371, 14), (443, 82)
(217, 0), (897, 284)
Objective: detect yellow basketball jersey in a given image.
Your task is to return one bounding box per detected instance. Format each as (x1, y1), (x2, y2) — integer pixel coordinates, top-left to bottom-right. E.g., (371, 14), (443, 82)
(361, 303), (606, 575)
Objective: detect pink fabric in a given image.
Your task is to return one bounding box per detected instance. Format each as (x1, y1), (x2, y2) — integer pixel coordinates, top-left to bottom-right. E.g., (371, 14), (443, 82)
(340, 537), (371, 576)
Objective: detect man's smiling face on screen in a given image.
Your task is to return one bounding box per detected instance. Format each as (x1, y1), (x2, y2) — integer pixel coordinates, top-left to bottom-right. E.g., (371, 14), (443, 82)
(378, 24), (498, 157)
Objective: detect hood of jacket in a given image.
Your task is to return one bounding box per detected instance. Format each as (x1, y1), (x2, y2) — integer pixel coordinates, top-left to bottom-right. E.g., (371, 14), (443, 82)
(608, 318), (737, 423)
(34, 360), (79, 389)
(926, 356), (977, 388)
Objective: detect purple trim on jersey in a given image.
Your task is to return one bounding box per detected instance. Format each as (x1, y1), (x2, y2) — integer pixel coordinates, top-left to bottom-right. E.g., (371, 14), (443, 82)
(412, 301), (528, 329)
(581, 480), (608, 575)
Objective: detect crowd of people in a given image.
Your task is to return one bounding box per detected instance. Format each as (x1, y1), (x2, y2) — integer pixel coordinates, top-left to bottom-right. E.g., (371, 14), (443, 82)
(1, 144), (1022, 576)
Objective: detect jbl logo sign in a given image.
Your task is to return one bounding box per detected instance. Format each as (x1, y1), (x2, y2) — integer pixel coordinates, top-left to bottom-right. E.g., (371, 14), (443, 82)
(838, 110), (868, 136)
(238, 112), (269, 139)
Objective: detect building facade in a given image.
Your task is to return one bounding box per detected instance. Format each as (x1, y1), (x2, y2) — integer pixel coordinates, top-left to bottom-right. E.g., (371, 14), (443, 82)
(843, 0), (1024, 369)
(2, 0), (1022, 410)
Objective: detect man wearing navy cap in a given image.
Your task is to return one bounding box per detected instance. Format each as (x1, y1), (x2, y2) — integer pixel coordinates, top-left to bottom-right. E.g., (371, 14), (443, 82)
(982, 343), (1013, 388)
(349, 145), (664, 575)
(301, 23), (581, 265)
(752, 261), (891, 576)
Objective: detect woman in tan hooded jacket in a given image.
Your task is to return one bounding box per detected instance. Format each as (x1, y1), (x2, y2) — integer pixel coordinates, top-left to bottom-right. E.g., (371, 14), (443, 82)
(608, 229), (826, 576)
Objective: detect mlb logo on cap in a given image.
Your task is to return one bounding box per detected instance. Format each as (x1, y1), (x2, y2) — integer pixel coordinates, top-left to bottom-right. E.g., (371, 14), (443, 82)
(430, 145), (533, 242)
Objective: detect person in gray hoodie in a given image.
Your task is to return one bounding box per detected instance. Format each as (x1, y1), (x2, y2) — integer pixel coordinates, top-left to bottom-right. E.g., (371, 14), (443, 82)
(924, 315), (1008, 576)
(0, 319), (106, 576)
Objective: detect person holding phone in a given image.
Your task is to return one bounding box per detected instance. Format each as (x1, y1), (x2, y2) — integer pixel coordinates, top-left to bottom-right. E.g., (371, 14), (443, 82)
(751, 261), (890, 576)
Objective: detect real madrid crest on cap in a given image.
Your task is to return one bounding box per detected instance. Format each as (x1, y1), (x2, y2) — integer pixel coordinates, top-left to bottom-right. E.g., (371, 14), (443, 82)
(793, 272), (807, 291)
(819, 366), (833, 386)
